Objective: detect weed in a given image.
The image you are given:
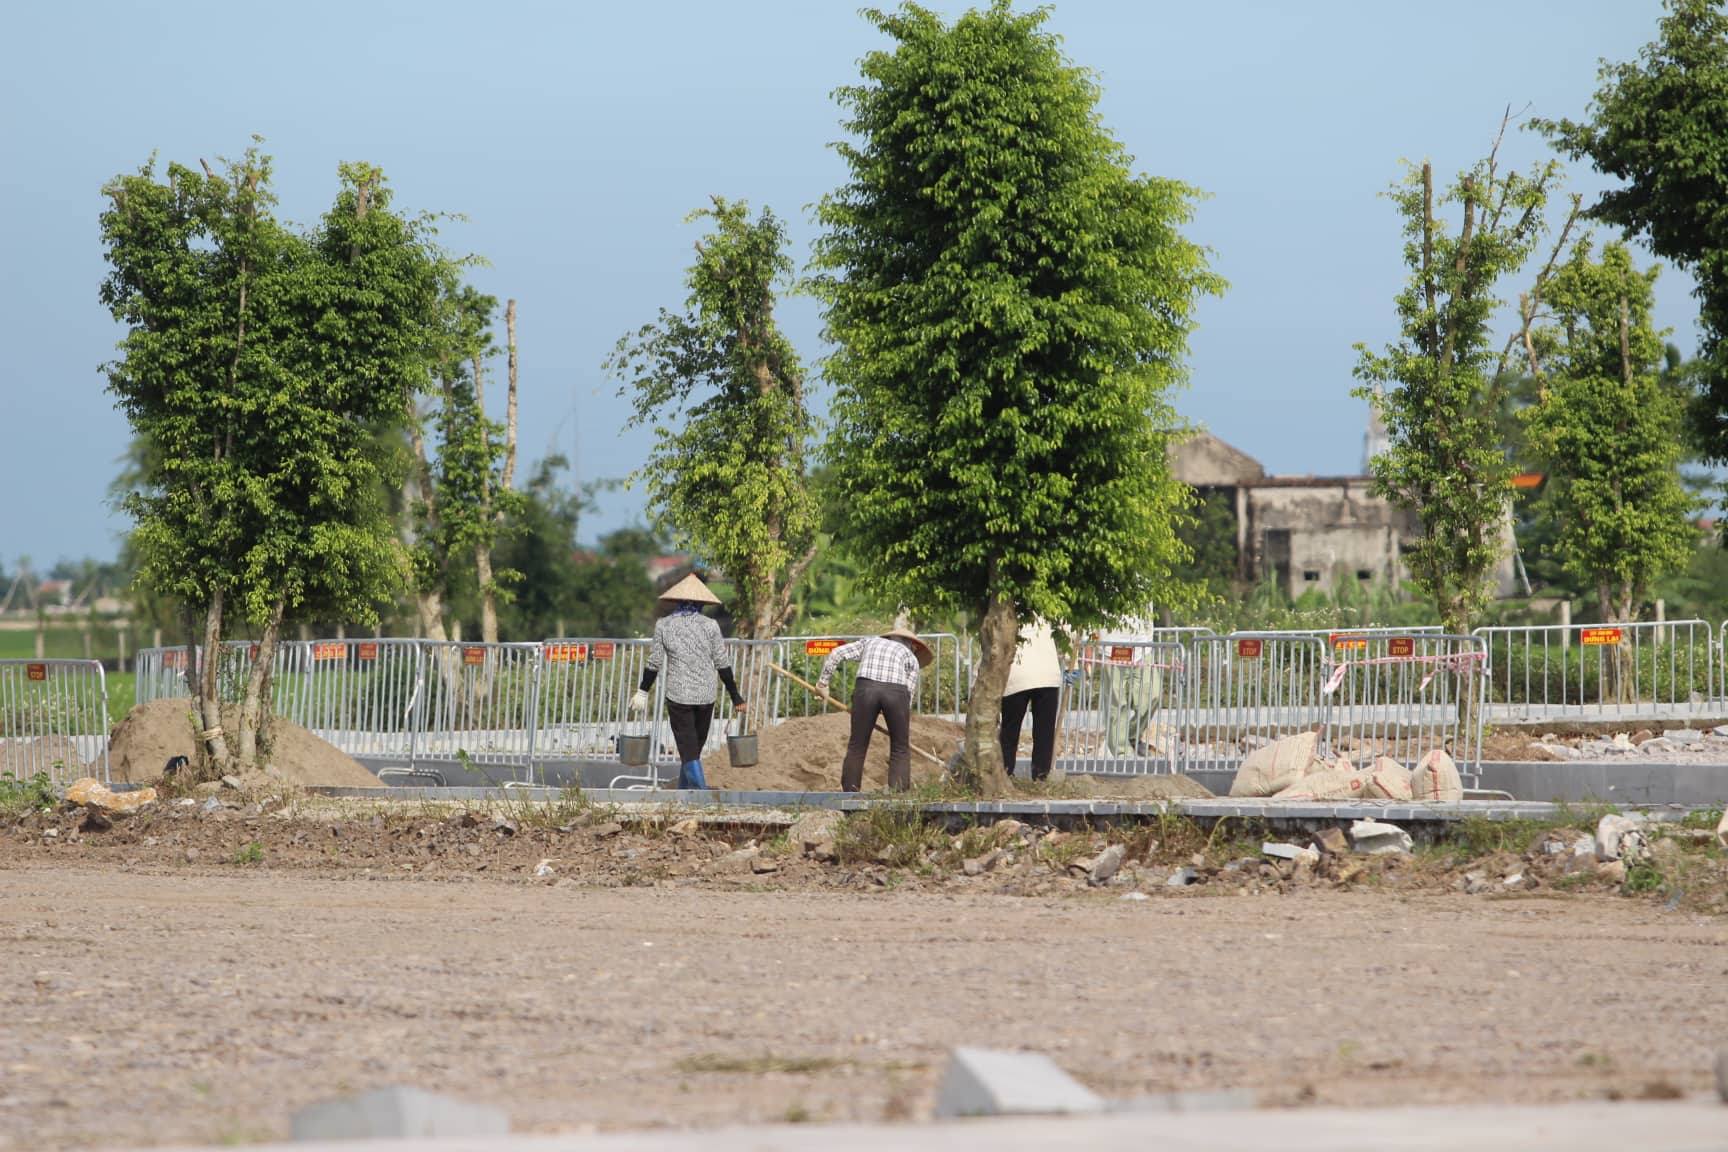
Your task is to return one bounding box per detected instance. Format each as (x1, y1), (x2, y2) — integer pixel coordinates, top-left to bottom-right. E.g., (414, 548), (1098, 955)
(0, 771), (56, 815)
(832, 804), (942, 867)
(1576, 1051), (1613, 1070)
(783, 1103), (813, 1124)
(676, 1054), (847, 1076)
(1036, 834), (1094, 870)
(233, 841), (264, 866)
(1623, 861), (1665, 894)
(1680, 806), (1725, 833)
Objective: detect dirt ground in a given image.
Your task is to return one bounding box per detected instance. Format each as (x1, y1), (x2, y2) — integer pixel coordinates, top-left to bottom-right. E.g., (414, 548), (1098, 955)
(107, 700), (378, 788)
(3, 796), (1727, 1149)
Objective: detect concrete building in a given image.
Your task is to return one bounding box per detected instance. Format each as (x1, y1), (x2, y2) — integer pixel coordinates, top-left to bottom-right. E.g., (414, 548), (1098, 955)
(1170, 430), (1517, 600)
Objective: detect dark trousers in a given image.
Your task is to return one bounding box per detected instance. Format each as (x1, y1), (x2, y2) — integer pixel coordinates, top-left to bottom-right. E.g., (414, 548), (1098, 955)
(1000, 686), (1060, 781)
(843, 677), (911, 793)
(666, 700), (715, 764)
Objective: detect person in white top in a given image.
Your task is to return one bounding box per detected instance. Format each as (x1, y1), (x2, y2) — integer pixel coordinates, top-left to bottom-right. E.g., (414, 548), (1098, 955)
(1096, 612), (1162, 758)
(1000, 618), (1066, 781)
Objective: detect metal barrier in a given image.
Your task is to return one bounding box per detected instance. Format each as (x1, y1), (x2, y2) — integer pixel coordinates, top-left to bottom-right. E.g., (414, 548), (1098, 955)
(1322, 633), (1487, 775)
(133, 641), (265, 707)
(1474, 620), (1716, 725)
(772, 633), (966, 720)
(274, 639), (425, 761)
(534, 638), (658, 771)
(1180, 633), (1330, 770)
(0, 659), (110, 785)
(1052, 640), (1186, 775)
(413, 642), (542, 768)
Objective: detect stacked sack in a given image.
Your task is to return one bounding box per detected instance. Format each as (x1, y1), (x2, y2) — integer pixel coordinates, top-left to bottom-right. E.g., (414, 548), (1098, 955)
(1228, 732), (1463, 803)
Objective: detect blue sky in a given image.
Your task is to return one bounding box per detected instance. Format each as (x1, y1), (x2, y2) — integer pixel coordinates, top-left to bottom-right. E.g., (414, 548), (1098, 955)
(0, 0), (1695, 567)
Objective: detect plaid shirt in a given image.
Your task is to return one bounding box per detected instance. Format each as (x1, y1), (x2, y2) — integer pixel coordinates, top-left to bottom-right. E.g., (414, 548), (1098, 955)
(818, 636), (921, 695)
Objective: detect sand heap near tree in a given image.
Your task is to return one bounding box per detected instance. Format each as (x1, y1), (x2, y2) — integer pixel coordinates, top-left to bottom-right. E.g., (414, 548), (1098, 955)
(108, 699), (380, 788)
(699, 711), (1212, 799)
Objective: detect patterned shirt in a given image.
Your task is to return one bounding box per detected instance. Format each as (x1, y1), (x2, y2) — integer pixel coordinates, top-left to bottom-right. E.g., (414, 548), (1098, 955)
(647, 611), (732, 705)
(818, 636), (921, 695)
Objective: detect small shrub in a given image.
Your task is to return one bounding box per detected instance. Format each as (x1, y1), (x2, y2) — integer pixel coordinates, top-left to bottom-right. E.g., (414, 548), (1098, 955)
(0, 771), (56, 815)
(233, 841), (264, 866)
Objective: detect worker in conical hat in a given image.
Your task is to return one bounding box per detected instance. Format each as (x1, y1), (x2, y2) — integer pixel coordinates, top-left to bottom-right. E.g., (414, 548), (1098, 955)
(630, 573), (744, 789)
(813, 626), (933, 792)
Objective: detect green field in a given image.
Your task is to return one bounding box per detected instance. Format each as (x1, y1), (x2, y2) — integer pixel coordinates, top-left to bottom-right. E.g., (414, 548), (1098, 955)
(0, 624), (137, 663)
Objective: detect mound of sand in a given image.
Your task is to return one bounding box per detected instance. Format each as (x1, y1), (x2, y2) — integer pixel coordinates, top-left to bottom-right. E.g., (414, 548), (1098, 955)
(108, 699), (379, 788)
(699, 712), (1213, 799)
(704, 712), (963, 792)
(0, 734), (88, 778)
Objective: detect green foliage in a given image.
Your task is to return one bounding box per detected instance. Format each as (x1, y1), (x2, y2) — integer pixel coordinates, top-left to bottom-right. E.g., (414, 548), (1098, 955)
(233, 841), (264, 866)
(1354, 147), (1558, 632)
(812, 2), (1223, 633)
(1520, 239), (1697, 620)
(608, 198), (817, 638)
(100, 148), (441, 634)
(0, 771), (56, 815)
(1174, 488), (1240, 597)
(1535, 0), (1728, 466)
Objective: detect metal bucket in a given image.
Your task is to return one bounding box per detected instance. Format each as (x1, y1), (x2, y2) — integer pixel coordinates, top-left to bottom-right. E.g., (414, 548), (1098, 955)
(727, 715), (758, 767)
(618, 734), (651, 767)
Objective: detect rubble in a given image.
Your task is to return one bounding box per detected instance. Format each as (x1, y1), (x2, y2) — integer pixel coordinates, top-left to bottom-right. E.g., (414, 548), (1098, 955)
(1348, 819), (1413, 856)
(65, 777), (157, 817)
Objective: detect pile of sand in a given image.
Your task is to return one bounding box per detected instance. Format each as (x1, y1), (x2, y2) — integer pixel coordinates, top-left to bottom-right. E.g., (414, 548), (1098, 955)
(0, 734), (88, 778)
(108, 699), (379, 788)
(699, 712), (1213, 798)
(703, 712), (962, 792)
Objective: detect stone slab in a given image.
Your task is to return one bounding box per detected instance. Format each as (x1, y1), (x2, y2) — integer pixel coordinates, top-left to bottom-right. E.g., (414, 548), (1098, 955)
(289, 1086), (507, 1140)
(932, 1047), (1103, 1118)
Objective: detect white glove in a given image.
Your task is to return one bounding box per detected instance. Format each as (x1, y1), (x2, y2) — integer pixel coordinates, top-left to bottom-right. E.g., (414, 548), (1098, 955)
(815, 680), (830, 697)
(629, 689), (649, 715)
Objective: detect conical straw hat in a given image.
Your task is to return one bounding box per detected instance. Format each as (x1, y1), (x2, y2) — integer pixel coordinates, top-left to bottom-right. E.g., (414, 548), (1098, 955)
(658, 573), (721, 605)
(881, 626), (934, 668)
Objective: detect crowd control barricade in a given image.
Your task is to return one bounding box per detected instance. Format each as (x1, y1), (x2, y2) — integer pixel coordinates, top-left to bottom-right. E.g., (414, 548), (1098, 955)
(1474, 620), (1715, 726)
(715, 639), (778, 753)
(413, 642), (543, 770)
(1180, 633), (1329, 771)
(132, 641), (262, 708)
(0, 659), (110, 785)
(535, 639), (658, 774)
(273, 639), (425, 761)
(1321, 633), (1487, 776)
(1053, 640), (1186, 775)
(772, 633), (966, 721)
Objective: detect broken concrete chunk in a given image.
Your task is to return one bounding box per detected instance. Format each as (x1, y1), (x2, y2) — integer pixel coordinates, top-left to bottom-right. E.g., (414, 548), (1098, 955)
(290, 1086), (508, 1140)
(1261, 842), (1305, 861)
(787, 809), (843, 853)
(1088, 844), (1126, 886)
(932, 1048), (1104, 1118)
(1595, 814), (1650, 862)
(1717, 807), (1728, 850)
(66, 778), (157, 816)
(1311, 827), (1349, 856)
(1348, 819), (1412, 855)
(1165, 867), (1200, 888)
(1661, 728), (1704, 746)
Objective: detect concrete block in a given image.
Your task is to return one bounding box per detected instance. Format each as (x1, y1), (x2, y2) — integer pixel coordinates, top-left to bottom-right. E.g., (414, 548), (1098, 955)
(1348, 819), (1412, 855)
(290, 1086), (508, 1141)
(933, 1047), (1104, 1118)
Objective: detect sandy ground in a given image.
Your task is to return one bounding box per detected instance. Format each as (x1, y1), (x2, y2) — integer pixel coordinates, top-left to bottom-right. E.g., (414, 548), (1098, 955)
(3, 861), (1727, 1150)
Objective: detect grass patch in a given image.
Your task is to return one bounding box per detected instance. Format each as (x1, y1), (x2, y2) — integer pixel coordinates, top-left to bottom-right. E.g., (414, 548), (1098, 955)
(676, 1054), (848, 1076)
(232, 841), (264, 866)
(831, 804), (944, 867)
(0, 770), (56, 816)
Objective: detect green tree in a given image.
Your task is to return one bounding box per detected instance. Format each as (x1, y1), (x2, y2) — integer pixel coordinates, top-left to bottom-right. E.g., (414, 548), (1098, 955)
(812, 3), (1221, 793)
(607, 197), (818, 639)
(1534, 0), (1728, 469)
(1521, 239), (1696, 622)
(1173, 488), (1239, 598)
(100, 148), (441, 772)
(1353, 134), (1563, 635)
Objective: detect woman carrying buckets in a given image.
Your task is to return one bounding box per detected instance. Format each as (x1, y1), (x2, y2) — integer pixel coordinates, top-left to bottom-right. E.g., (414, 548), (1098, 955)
(630, 574), (745, 790)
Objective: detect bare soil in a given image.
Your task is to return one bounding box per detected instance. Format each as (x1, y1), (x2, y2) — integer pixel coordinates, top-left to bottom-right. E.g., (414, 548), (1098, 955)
(2, 795), (1726, 1148)
(107, 699), (377, 788)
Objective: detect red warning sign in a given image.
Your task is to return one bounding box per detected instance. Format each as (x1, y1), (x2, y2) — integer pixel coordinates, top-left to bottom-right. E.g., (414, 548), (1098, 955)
(591, 642), (615, 661)
(1388, 637), (1415, 658)
(357, 643), (379, 661)
(1108, 645), (1136, 664)
(1581, 627), (1622, 647)
(1330, 633), (1369, 652)
(25, 663), (46, 682)
(463, 646), (487, 666)
(1236, 638), (1263, 659)
(543, 643), (588, 663)
(805, 639), (843, 657)
(312, 642), (346, 661)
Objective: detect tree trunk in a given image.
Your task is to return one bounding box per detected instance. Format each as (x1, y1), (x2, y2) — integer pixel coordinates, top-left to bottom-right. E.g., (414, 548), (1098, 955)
(237, 598), (285, 770)
(955, 591), (1015, 797)
(502, 300), (519, 492)
(198, 588), (231, 776)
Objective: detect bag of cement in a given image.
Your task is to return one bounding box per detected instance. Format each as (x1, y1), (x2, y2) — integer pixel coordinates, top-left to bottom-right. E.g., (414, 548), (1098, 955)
(1362, 756), (1413, 801)
(1273, 768), (1371, 802)
(1410, 749), (1463, 803)
(1229, 731), (1325, 797)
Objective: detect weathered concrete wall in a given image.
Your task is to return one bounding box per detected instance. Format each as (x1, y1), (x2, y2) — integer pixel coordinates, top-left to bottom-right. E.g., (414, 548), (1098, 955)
(1169, 431), (1265, 488)
(1243, 480), (1417, 598)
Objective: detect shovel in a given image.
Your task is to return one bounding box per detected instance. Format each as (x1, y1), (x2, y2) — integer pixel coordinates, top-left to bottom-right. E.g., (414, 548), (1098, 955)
(766, 663), (947, 767)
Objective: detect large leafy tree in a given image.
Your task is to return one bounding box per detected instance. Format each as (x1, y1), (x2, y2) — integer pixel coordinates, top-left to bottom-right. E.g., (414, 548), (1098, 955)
(1535, 0), (1728, 470)
(1353, 130), (1565, 635)
(101, 148), (441, 773)
(1521, 239), (1696, 623)
(812, 3), (1221, 793)
(608, 198), (818, 639)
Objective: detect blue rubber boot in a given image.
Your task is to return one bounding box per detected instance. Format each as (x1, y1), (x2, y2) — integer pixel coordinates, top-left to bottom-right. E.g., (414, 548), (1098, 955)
(678, 759), (709, 790)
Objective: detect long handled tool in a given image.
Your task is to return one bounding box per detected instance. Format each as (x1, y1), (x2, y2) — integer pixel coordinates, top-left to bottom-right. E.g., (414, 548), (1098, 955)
(767, 663), (946, 767)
